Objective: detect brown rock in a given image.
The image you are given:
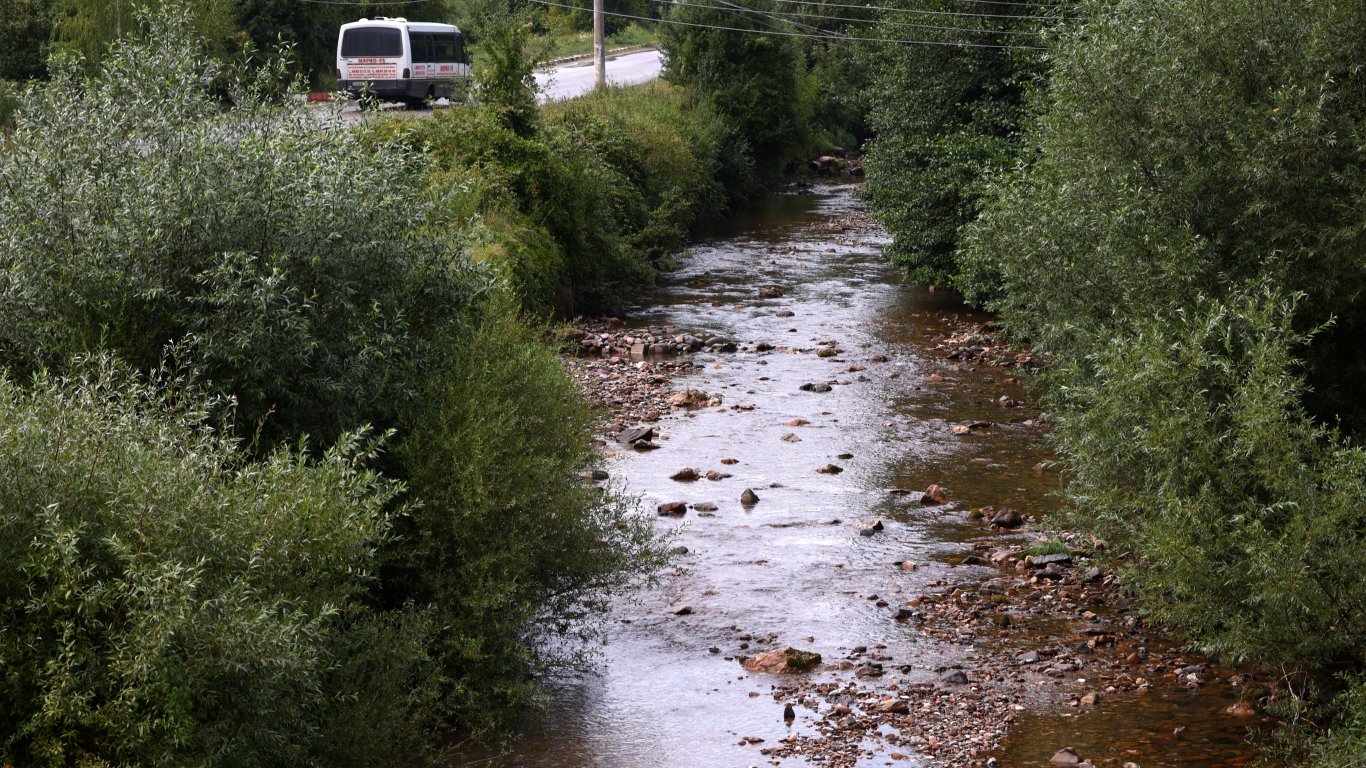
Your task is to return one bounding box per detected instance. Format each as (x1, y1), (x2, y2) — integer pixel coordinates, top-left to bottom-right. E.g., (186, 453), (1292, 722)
(921, 484), (948, 505)
(705, 470), (732, 481)
(741, 488), (760, 506)
(741, 647), (822, 674)
(817, 463), (844, 474)
(1051, 748), (1082, 767)
(787, 418), (810, 427)
(874, 697), (910, 715)
(657, 501), (687, 516)
(670, 467), (699, 482)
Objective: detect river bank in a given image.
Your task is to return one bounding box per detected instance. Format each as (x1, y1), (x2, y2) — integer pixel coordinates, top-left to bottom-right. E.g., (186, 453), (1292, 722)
(530, 182), (1270, 768)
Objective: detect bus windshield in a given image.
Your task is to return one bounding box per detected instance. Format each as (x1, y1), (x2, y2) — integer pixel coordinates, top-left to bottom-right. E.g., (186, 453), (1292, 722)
(341, 27), (402, 58)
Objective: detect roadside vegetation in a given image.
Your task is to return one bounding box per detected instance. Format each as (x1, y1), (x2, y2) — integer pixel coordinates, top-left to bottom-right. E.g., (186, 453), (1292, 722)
(530, 22), (655, 62)
(862, 0), (1366, 761)
(0, 8), (670, 764)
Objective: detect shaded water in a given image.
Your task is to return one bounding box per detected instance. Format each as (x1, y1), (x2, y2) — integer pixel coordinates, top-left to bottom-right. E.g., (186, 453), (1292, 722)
(478, 184), (1267, 767)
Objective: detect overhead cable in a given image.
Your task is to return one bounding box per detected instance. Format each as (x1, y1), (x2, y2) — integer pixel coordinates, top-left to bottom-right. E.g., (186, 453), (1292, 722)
(528, 0), (1048, 49)
(674, 0), (1044, 36)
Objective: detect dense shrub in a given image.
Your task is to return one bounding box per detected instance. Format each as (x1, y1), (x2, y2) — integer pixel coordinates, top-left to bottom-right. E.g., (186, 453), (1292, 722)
(544, 82), (730, 260)
(957, 0), (1366, 756)
(389, 300), (667, 733)
(658, 0), (808, 180)
(371, 81), (734, 313)
(0, 6), (669, 753)
(0, 11), (491, 448)
(0, 360), (427, 767)
(860, 0), (1050, 288)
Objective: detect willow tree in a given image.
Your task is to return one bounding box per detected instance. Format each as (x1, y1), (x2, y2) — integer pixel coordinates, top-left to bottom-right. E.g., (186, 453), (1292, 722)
(55, 0), (238, 67)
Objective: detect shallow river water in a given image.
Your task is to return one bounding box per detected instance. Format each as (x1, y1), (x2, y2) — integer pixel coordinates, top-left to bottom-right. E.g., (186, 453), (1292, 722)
(479, 183), (1269, 768)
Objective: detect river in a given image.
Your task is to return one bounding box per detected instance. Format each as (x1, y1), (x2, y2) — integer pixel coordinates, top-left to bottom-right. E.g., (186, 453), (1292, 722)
(475, 182), (1270, 768)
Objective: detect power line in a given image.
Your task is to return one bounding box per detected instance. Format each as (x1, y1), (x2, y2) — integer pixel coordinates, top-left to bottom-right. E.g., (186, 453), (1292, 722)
(299, 0), (430, 5)
(676, 0), (1044, 36)
(706, 0), (855, 41)
(528, 0), (1047, 48)
(762, 0), (1057, 21)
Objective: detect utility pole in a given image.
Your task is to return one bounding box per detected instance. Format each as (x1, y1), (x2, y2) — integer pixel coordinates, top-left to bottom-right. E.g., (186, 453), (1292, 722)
(593, 0), (605, 90)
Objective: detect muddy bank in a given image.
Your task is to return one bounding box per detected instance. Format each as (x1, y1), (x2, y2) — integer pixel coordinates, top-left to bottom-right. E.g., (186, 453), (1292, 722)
(518, 183), (1267, 768)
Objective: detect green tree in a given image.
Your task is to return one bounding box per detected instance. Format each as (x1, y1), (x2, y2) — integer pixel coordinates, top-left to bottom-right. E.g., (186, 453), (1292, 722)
(960, 0), (1366, 756)
(0, 0), (59, 81)
(56, 0), (240, 68)
(658, 0), (806, 175)
(860, 0), (1051, 289)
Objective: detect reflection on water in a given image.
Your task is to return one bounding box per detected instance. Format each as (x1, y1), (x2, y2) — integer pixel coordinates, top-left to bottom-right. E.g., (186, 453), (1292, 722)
(469, 183), (1267, 768)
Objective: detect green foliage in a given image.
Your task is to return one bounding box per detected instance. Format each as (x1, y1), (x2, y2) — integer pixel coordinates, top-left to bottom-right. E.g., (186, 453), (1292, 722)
(1051, 289), (1366, 671)
(1, 10), (671, 751)
(0, 0), (58, 81)
(0, 359), (428, 767)
(0, 79), (18, 132)
(1027, 538), (1069, 557)
(860, 0), (1049, 289)
(658, 0), (807, 178)
(956, 0), (1366, 751)
(544, 82), (729, 259)
(369, 81), (733, 313)
(56, 0), (241, 70)
(391, 300), (668, 733)
(529, 22), (656, 63)
(474, 9), (541, 136)
(0, 8), (490, 448)
(962, 0), (1366, 421)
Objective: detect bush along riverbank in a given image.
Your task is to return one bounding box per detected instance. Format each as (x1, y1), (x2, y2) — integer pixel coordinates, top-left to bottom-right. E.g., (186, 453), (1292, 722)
(865, 0), (1366, 762)
(0, 7), (673, 765)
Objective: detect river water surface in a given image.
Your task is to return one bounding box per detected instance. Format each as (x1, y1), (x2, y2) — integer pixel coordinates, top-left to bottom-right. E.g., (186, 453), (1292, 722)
(482, 183), (1269, 768)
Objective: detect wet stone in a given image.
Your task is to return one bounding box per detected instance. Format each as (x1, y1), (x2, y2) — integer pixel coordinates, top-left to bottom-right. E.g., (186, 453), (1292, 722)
(657, 501), (687, 516)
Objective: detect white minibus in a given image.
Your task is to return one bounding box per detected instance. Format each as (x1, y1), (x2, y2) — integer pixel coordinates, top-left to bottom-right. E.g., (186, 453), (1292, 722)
(336, 18), (472, 106)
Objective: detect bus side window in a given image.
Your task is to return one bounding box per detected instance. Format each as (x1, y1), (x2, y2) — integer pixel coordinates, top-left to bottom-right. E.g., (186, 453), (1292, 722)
(455, 34), (468, 65)
(432, 34), (458, 65)
(410, 32), (433, 64)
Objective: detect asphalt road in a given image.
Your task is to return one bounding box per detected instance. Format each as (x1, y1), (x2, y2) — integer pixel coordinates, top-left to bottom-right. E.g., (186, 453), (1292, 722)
(535, 48), (664, 102)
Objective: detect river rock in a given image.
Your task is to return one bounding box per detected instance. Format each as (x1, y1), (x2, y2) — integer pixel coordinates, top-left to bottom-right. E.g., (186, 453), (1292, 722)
(590, 469), (610, 481)
(942, 670), (969, 685)
(799, 382), (833, 393)
(741, 647), (822, 674)
(692, 502), (718, 512)
(787, 418), (810, 426)
(741, 488), (760, 506)
(670, 467), (700, 482)
(1030, 552), (1072, 567)
(782, 433), (802, 442)
(632, 440), (661, 451)
(775, 310), (795, 318)
(673, 605), (693, 616)
(990, 507), (1024, 528)
(921, 484), (948, 505)
(856, 519), (884, 536)
(874, 697), (910, 715)
(720, 457), (739, 465)
(1050, 748), (1082, 767)
(657, 501), (687, 516)
(758, 285), (785, 299)
(705, 470), (732, 481)
(817, 463), (844, 474)
(618, 425), (655, 444)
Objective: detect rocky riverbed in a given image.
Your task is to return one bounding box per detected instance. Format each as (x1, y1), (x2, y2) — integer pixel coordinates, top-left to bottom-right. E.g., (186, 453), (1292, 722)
(501, 183), (1268, 768)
